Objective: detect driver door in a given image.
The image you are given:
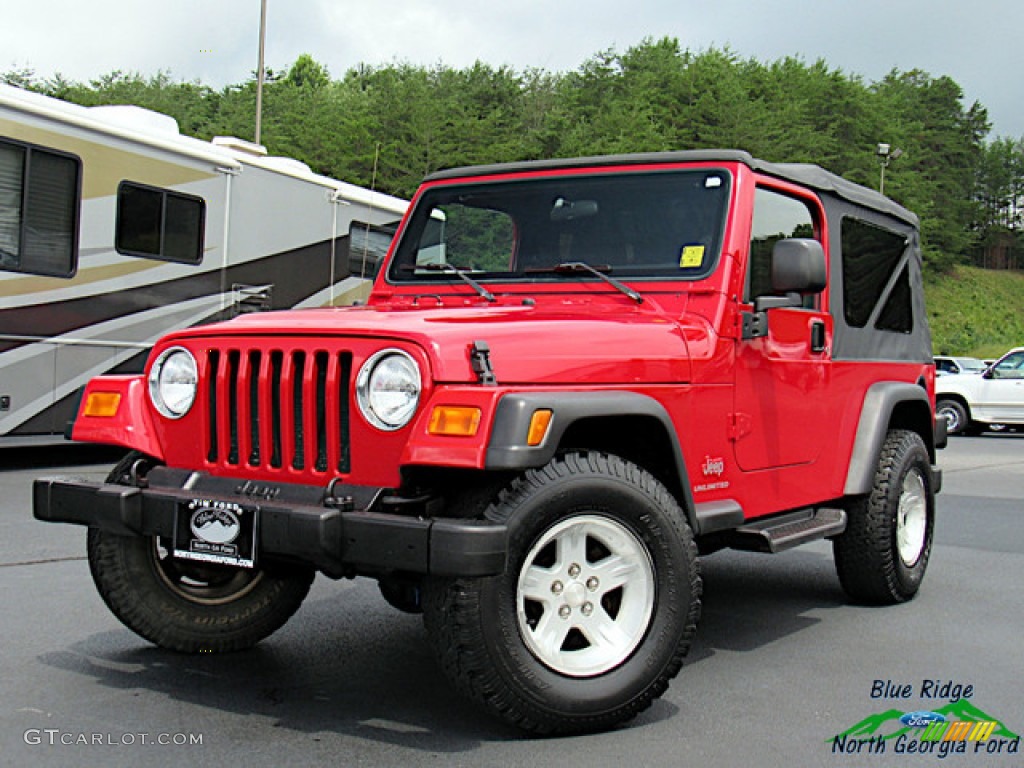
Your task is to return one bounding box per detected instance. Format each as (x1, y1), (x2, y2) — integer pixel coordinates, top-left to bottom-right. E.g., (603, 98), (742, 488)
(733, 184), (832, 472)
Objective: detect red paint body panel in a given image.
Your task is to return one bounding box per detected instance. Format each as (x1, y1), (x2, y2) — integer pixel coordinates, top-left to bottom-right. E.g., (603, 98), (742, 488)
(67, 154), (936, 530)
(72, 376), (164, 459)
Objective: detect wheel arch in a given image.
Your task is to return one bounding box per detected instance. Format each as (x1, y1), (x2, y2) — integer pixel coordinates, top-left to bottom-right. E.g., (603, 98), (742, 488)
(485, 392), (697, 531)
(844, 381), (937, 496)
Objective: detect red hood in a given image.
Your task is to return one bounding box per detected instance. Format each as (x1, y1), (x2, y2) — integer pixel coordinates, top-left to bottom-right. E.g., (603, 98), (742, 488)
(164, 296), (706, 384)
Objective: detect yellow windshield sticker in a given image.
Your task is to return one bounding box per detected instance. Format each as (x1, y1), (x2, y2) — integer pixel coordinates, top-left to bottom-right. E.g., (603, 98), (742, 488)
(680, 245), (705, 268)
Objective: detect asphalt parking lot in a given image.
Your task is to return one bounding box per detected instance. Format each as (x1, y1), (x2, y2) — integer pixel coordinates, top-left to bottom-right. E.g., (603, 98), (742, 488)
(0, 435), (1021, 767)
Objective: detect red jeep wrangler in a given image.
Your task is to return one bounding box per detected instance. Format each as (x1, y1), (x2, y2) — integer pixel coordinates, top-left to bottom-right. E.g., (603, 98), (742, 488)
(35, 150), (943, 734)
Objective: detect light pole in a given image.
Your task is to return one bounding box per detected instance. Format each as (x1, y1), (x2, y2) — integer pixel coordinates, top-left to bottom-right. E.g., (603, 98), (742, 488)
(255, 0), (268, 145)
(877, 143), (903, 196)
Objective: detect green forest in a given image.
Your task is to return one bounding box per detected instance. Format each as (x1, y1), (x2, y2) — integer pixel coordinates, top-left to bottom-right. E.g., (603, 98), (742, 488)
(5, 37), (1024, 354)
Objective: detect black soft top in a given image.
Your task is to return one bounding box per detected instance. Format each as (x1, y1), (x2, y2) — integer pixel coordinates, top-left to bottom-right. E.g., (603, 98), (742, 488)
(426, 150), (917, 228)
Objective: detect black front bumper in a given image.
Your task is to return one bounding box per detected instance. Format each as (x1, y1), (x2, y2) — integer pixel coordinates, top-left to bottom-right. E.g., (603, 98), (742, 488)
(33, 468), (507, 579)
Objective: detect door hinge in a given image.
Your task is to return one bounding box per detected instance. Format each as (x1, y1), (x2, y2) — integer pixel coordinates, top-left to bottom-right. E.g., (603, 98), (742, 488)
(741, 310), (768, 340)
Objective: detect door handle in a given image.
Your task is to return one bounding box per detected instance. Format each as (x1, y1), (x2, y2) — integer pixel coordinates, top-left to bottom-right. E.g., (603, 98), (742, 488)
(810, 320), (827, 353)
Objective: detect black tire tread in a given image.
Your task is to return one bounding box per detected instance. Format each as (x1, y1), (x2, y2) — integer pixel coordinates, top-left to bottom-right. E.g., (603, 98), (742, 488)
(423, 451), (701, 735)
(87, 452), (313, 653)
(833, 430), (933, 604)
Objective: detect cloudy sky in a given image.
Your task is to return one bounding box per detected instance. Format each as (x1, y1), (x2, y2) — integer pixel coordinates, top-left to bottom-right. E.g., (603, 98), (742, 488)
(3, 0), (1022, 138)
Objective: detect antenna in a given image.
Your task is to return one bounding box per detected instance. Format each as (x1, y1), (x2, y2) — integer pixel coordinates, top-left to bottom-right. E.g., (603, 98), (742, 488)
(358, 141), (382, 279)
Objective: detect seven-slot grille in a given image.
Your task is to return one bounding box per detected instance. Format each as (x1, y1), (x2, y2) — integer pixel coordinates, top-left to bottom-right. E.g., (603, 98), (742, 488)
(204, 347), (353, 475)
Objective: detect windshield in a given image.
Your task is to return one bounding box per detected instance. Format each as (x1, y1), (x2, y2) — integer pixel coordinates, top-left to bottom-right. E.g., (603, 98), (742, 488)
(388, 169), (731, 284)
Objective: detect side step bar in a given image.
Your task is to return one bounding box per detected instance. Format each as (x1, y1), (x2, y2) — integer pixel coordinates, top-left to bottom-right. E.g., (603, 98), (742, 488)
(728, 508), (847, 554)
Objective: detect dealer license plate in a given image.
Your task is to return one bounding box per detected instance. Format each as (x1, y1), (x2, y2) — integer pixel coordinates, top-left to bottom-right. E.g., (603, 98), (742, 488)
(173, 498), (258, 569)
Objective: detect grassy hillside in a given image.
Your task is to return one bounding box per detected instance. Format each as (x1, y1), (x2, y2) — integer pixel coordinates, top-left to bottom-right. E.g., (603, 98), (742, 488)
(925, 266), (1024, 358)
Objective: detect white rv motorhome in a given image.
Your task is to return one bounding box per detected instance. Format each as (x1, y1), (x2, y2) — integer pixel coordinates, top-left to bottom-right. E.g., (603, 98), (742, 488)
(0, 83), (408, 445)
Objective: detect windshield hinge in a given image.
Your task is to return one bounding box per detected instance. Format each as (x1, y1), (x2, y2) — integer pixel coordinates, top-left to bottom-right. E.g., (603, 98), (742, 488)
(469, 340), (498, 386)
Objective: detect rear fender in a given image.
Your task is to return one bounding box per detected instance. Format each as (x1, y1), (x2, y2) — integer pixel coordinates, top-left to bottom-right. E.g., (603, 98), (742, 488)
(844, 381), (934, 495)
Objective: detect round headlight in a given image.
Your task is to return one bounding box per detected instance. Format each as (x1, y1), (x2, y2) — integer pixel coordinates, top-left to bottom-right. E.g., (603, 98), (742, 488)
(148, 347), (198, 419)
(356, 349), (422, 431)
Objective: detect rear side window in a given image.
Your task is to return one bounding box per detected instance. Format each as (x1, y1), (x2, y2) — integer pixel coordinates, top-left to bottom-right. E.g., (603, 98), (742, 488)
(116, 181), (205, 264)
(841, 217), (912, 332)
(0, 137), (80, 277)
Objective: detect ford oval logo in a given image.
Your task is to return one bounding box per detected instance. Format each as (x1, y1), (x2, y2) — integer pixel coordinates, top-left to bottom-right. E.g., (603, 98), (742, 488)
(190, 506), (241, 545)
(900, 711), (946, 728)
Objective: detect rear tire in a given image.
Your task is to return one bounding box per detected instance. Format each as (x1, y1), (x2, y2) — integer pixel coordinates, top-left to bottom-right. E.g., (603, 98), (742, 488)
(935, 399), (968, 435)
(87, 453), (314, 653)
(833, 430), (935, 604)
(423, 451), (701, 734)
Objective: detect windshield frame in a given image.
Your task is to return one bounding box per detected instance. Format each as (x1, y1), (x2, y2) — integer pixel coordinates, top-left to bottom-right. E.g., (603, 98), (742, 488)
(386, 167), (733, 288)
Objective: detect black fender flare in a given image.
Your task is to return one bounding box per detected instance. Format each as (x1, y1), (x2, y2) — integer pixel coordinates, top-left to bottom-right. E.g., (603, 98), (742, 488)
(484, 391), (701, 532)
(844, 381), (938, 496)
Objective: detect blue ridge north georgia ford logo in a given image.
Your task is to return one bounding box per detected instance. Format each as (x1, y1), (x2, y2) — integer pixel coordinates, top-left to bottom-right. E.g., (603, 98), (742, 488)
(190, 505), (241, 545)
(174, 499), (255, 568)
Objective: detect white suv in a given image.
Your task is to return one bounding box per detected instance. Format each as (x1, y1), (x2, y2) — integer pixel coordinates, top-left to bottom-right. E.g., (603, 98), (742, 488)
(936, 347), (1024, 434)
(934, 355), (986, 376)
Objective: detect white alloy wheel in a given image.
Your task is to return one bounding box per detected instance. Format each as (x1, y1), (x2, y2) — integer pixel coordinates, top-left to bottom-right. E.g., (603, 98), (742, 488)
(516, 514), (655, 677)
(896, 468), (928, 567)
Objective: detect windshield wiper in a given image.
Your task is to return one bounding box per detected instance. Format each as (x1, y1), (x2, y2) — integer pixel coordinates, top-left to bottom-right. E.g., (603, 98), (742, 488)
(415, 262), (496, 302)
(550, 262), (643, 304)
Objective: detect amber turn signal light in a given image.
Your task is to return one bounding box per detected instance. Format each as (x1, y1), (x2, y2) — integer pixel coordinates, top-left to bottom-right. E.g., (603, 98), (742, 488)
(428, 406), (482, 436)
(83, 392), (122, 418)
(527, 409), (553, 446)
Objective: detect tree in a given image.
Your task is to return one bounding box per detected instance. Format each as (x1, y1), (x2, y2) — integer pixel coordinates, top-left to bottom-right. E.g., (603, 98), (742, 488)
(286, 54), (329, 90)
(5, 44), (1016, 276)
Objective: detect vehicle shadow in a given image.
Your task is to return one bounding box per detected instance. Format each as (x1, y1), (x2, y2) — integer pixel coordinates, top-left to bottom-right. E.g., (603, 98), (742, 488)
(692, 546), (847, 657)
(35, 546), (847, 748)
(37, 596), (511, 752)
(0, 443), (125, 471)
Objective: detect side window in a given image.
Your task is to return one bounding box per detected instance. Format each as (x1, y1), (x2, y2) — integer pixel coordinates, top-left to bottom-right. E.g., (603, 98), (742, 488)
(748, 187), (818, 304)
(992, 351), (1024, 379)
(841, 217), (911, 333)
(0, 137), (80, 277)
(116, 181), (205, 264)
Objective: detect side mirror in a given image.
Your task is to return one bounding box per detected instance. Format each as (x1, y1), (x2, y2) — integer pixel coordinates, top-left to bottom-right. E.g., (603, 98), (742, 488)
(771, 238), (826, 294)
(752, 239), (827, 313)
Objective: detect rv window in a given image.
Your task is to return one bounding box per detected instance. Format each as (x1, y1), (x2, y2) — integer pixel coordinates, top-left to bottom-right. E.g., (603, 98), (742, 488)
(841, 217), (909, 330)
(0, 137), (80, 277)
(116, 182), (204, 264)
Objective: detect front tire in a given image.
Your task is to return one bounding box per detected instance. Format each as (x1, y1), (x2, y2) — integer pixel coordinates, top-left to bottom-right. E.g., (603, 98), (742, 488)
(87, 453), (314, 653)
(833, 430), (935, 604)
(423, 452), (701, 734)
